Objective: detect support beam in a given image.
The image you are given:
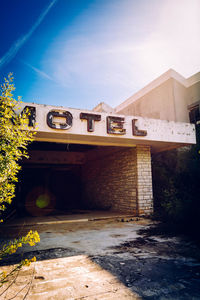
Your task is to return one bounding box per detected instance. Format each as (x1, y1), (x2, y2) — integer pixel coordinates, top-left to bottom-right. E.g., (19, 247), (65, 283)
(135, 145), (153, 215)
(23, 150), (85, 165)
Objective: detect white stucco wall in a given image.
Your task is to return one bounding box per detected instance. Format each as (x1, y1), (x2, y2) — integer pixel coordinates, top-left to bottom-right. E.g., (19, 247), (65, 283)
(115, 69), (200, 124)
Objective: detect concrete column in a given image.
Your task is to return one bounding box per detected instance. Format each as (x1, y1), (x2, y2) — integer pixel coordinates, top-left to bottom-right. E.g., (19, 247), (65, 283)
(135, 145), (153, 216)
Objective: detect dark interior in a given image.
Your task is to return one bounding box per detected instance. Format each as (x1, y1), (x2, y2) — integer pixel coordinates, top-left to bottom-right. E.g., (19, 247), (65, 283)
(14, 142), (97, 217)
(27, 141), (97, 152)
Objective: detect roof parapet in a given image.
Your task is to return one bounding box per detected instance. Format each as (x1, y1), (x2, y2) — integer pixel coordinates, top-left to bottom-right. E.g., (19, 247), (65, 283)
(115, 69), (199, 113)
(93, 102), (115, 113)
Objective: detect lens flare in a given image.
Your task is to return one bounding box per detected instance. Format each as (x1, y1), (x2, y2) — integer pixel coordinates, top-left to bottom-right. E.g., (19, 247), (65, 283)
(36, 194), (50, 208)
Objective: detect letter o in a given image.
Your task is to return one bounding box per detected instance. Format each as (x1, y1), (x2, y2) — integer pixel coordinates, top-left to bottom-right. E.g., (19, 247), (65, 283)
(47, 110), (73, 129)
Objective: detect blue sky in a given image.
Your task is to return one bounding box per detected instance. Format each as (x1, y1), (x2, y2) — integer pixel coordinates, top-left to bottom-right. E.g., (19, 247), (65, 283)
(0, 0), (200, 110)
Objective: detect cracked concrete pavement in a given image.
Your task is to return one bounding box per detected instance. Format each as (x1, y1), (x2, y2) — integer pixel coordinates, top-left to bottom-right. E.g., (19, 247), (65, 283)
(0, 218), (200, 299)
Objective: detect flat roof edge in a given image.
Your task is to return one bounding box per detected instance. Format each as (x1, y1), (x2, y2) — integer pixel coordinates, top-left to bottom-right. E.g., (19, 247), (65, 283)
(115, 69), (190, 113)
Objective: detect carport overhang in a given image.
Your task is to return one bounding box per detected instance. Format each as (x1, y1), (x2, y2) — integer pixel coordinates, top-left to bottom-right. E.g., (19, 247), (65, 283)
(21, 102), (196, 152)
(17, 102), (196, 217)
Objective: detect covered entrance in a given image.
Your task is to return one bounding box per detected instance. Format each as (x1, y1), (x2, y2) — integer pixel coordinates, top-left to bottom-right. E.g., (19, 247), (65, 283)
(12, 101), (195, 219)
(16, 142), (141, 217)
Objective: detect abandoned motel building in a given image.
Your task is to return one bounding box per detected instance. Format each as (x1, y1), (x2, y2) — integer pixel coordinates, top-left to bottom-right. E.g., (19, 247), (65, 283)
(14, 69), (199, 218)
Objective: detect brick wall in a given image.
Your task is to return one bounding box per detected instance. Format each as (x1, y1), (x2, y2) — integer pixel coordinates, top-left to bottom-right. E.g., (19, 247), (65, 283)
(135, 145), (153, 215)
(82, 145), (153, 216)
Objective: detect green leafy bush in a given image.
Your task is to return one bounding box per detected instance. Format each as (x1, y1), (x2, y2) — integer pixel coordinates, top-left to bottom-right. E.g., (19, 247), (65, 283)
(0, 74), (40, 288)
(0, 74), (36, 213)
(152, 125), (200, 234)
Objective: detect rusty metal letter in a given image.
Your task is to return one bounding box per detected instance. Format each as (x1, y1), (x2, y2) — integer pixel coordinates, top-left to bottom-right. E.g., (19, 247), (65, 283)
(21, 106), (36, 127)
(132, 119), (147, 136)
(107, 116), (126, 135)
(47, 110), (73, 129)
(80, 113), (101, 132)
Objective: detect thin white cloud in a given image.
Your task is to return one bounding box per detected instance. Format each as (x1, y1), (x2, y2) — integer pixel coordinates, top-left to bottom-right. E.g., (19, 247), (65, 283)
(22, 60), (53, 81)
(0, 0), (57, 69)
(53, 39), (142, 87)
(26, 0), (199, 108)
(48, 0), (199, 106)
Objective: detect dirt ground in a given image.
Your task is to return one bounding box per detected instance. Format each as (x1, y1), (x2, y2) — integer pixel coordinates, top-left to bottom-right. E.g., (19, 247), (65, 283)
(0, 218), (200, 299)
